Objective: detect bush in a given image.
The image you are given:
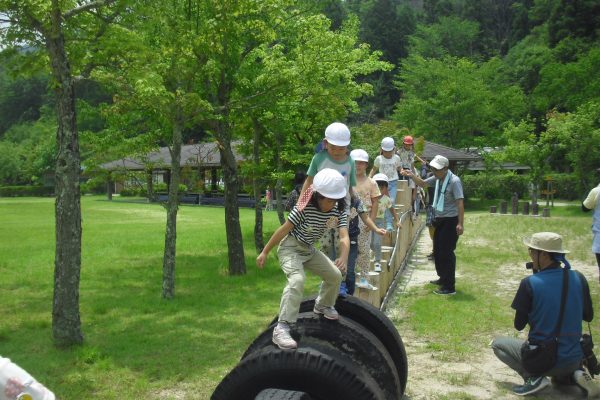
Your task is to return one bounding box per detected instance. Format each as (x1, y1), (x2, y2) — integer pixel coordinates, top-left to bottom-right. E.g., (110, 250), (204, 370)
(0, 185), (54, 197)
(462, 172), (529, 200)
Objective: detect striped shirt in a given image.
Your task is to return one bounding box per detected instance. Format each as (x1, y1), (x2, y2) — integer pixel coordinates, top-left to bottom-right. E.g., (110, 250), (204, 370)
(288, 203), (348, 246)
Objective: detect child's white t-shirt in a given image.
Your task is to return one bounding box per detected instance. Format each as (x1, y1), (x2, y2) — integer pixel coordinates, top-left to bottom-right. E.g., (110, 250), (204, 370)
(373, 154), (401, 181)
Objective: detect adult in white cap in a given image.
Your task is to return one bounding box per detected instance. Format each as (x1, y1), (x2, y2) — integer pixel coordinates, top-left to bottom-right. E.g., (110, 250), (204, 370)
(491, 232), (596, 397)
(257, 168), (349, 350)
(400, 154), (464, 295)
(582, 167), (600, 281)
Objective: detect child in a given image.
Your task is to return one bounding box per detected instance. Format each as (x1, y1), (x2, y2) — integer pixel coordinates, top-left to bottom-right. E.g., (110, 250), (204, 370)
(369, 137), (401, 205)
(345, 194), (387, 295)
(370, 173), (400, 273)
(257, 169), (350, 350)
(349, 149), (381, 279)
(397, 135), (427, 208)
(301, 122), (356, 260)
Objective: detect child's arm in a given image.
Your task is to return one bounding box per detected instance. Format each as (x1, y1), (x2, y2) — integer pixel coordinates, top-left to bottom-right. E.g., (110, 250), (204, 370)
(359, 212), (386, 236)
(335, 227), (350, 273)
(299, 175), (314, 196)
(389, 206), (401, 228)
(369, 197), (378, 222)
(256, 220), (294, 268)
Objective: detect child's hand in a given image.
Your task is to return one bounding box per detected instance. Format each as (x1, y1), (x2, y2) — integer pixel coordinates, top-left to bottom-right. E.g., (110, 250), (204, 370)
(375, 227), (387, 236)
(334, 258), (347, 273)
(256, 252), (267, 269)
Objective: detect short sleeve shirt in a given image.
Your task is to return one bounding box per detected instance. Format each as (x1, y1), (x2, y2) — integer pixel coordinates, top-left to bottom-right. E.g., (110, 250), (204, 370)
(307, 151), (356, 205)
(355, 176), (381, 212)
(397, 147), (415, 169)
(424, 172), (464, 218)
(288, 202), (348, 246)
(376, 194), (393, 219)
(373, 154), (401, 181)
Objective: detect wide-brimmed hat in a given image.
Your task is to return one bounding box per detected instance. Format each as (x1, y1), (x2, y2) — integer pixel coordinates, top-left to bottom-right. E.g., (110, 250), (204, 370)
(523, 232), (569, 254)
(313, 168), (347, 199)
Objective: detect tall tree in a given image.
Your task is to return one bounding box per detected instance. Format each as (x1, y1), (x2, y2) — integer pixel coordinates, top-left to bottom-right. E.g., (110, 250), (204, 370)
(0, 0), (121, 346)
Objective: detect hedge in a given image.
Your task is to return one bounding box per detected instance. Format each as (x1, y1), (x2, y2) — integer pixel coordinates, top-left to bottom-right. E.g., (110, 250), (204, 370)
(462, 172), (580, 201)
(0, 185), (54, 197)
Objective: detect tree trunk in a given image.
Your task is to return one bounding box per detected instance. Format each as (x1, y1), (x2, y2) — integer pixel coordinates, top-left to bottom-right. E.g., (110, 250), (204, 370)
(47, 8), (84, 346)
(274, 132), (285, 225)
(107, 172), (113, 201)
(146, 167), (155, 201)
(162, 117), (182, 299)
(252, 119), (264, 252)
(216, 121), (246, 275)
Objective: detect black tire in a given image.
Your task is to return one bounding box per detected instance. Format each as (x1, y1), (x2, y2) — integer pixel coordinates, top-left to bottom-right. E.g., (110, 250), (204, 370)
(242, 313), (401, 400)
(211, 347), (384, 400)
(254, 389), (313, 400)
(265, 294), (408, 395)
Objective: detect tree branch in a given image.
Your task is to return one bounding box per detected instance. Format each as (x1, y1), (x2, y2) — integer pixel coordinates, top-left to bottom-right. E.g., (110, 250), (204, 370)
(64, 0), (117, 20)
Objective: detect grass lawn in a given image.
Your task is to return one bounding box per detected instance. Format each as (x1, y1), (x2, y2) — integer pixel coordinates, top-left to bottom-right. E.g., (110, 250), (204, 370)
(1, 196), (598, 399)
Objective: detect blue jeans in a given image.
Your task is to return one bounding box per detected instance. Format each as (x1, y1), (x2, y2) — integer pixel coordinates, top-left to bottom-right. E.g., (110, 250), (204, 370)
(345, 239), (358, 295)
(371, 218), (385, 262)
(388, 179), (398, 205)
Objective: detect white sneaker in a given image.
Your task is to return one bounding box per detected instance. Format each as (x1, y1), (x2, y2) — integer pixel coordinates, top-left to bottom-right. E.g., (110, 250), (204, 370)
(574, 369), (600, 398)
(374, 263), (382, 272)
(313, 303), (339, 320)
(272, 323), (297, 349)
(355, 277), (375, 290)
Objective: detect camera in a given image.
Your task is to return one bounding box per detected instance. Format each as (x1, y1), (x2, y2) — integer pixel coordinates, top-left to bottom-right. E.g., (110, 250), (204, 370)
(581, 334), (600, 376)
(525, 262), (534, 270)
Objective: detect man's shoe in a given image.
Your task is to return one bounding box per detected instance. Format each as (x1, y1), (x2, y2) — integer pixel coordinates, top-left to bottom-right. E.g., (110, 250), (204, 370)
(272, 324), (297, 349)
(433, 288), (456, 295)
(574, 369), (600, 398)
(513, 376), (550, 396)
(429, 279), (442, 285)
(374, 262), (382, 272)
(313, 303), (339, 320)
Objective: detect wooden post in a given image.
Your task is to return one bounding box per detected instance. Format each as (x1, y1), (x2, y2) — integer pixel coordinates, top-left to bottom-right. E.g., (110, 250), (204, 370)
(532, 203), (539, 216)
(522, 202), (529, 215)
(500, 201), (507, 214)
(511, 193), (519, 215)
(490, 205), (497, 213)
(542, 208), (550, 218)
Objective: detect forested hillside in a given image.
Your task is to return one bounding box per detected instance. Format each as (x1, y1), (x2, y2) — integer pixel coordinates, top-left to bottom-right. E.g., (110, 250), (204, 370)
(1, 0), (599, 191)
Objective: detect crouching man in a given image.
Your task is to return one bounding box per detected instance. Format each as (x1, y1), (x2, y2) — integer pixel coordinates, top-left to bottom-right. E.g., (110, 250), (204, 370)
(491, 232), (599, 397)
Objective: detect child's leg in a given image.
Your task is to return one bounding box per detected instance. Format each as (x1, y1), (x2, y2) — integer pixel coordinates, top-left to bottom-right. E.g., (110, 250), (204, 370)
(345, 241), (358, 295)
(371, 217), (384, 262)
(304, 249), (342, 307)
(276, 236), (310, 324)
(388, 179), (398, 205)
(356, 218), (372, 275)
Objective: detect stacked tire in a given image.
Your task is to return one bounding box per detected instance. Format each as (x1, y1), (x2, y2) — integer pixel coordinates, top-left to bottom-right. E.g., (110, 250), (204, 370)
(212, 295), (408, 400)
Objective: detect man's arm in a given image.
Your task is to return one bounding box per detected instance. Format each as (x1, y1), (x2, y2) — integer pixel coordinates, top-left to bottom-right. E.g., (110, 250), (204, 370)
(577, 271), (594, 322)
(456, 198), (464, 236)
(399, 168), (428, 188)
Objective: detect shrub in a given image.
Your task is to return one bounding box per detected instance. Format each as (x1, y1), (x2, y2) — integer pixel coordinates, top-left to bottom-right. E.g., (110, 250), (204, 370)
(0, 185), (54, 197)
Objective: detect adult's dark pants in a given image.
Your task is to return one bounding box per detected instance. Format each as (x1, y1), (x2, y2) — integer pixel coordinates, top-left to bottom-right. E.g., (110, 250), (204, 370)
(433, 216), (459, 291)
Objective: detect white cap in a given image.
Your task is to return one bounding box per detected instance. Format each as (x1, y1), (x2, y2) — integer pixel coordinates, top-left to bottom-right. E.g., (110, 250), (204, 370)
(324, 122), (351, 146)
(350, 149), (369, 162)
(429, 155), (449, 170)
(523, 232), (569, 253)
(372, 173), (389, 183)
(313, 168), (347, 199)
(381, 137), (395, 152)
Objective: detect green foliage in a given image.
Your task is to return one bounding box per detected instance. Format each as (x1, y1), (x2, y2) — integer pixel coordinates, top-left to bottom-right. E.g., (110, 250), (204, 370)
(462, 172), (530, 200)
(408, 16), (480, 59)
(0, 185), (54, 196)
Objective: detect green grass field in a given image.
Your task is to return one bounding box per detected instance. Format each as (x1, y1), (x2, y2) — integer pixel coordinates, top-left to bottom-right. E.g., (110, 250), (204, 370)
(0, 196), (598, 399)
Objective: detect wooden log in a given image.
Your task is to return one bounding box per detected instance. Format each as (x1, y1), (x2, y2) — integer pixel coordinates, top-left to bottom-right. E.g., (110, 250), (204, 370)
(490, 205), (497, 213)
(500, 201), (508, 214)
(542, 208), (550, 218)
(522, 202), (529, 215)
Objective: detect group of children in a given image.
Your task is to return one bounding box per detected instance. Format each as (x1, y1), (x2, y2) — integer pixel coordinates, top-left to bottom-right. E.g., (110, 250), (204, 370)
(257, 122), (425, 349)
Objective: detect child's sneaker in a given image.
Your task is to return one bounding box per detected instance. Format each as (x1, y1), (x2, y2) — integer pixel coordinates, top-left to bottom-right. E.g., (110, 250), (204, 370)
(374, 263), (382, 272)
(339, 281), (348, 297)
(574, 369), (600, 398)
(313, 303), (339, 320)
(272, 323), (297, 349)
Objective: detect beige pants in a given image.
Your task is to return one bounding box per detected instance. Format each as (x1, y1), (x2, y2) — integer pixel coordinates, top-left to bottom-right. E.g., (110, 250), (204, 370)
(277, 235), (342, 324)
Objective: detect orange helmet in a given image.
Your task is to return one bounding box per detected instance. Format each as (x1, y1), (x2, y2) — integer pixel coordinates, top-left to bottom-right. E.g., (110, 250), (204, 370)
(403, 135), (414, 145)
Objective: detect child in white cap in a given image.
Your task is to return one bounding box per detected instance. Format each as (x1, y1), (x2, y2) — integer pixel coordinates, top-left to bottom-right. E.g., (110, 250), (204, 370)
(370, 137), (402, 205)
(301, 122), (356, 262)
(257, 168), (349, 349)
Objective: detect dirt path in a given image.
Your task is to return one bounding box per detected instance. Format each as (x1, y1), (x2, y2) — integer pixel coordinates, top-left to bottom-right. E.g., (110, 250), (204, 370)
(386, 231), (597, 400)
